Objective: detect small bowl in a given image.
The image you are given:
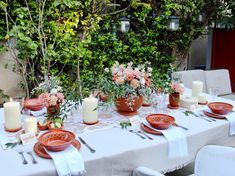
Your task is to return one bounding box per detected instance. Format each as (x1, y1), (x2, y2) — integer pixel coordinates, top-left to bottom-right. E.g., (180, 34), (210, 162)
(146, 114), (175, 130)
(38, 129), (75, 152)
(208, 102), (233, 115)
(37, 121), (49, 131)
(48, 122), (63, 130)
(24, 98), (45, 111)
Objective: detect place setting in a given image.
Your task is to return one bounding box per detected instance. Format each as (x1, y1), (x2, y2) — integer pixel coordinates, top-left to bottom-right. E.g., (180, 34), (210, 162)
(202, 102), (235, 135)
(140, 113), (188, 158)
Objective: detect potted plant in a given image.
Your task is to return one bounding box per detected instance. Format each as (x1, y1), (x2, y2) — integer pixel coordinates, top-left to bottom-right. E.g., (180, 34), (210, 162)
(168, 82), (184, 108)
(98, 61), (153, 116)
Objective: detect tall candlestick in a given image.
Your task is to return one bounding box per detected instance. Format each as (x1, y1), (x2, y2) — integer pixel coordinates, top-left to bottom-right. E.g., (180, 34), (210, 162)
(24, 117), (37, 134)
(82, 95), (98, 125)
(4, 98), (22, 132)
(192, 81), (203, 98)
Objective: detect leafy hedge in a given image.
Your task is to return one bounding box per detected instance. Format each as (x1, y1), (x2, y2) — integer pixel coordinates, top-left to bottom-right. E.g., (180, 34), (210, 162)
(0, 0), (234, 99)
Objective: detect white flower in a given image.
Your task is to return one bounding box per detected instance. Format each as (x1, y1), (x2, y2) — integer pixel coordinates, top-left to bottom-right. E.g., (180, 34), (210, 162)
(50, 88), (58, 94)
(104, 68), (109, 73)
(140, 78), (145, 85)
(147, 67), (152, 72)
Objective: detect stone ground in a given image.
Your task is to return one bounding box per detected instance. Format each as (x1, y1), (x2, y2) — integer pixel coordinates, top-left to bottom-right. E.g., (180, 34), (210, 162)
(166, 163), (194, 176)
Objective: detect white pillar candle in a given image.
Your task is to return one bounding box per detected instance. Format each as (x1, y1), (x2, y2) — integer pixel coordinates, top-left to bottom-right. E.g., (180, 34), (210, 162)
(24, 117), (37, 134)
(192, 81), (203, 98)
(82, 95), (98, 124)
(198, 93), (207, 104)
(3, 98), (22, 131)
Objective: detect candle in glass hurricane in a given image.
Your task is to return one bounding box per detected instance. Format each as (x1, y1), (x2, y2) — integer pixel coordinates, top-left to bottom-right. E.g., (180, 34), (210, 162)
(24, 117), (37, 134)
(3, 98), (22, 132)
(192, 81), (203, 98)
(82, 95), (98, 125)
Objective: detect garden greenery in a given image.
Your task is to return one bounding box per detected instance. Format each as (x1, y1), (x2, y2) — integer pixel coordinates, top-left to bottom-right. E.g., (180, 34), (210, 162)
(0, 0), (234, 100)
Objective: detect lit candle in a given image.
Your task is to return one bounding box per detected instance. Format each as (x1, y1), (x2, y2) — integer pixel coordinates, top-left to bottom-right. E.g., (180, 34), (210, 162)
(198, 93), (207, 104)
(24, 117), (37, 134)
(3, 98), (22, 132)
(82, 95), (98, 125)
(192, 81), (203, 98)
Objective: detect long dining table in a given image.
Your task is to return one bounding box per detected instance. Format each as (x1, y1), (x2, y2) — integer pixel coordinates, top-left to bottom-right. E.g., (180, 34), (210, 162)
(1, 89), (235, 176)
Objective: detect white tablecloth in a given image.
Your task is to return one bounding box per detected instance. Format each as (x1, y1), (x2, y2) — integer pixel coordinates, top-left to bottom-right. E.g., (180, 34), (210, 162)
(1, 89), (235, 176)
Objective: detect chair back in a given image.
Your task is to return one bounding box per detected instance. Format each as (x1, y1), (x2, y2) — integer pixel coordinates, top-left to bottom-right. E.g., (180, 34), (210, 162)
(205, 69), (232, 95)
(172, 70), (207, 92)
(194, 145), (235, 176)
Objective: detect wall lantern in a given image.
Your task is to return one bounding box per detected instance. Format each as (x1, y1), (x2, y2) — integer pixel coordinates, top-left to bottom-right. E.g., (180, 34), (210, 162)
(119, 17), (130, 33)
(167, 16), (180, 31)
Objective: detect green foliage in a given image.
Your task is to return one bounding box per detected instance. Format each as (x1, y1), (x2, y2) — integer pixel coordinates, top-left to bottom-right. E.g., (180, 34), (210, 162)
(0, 0), (234, 101)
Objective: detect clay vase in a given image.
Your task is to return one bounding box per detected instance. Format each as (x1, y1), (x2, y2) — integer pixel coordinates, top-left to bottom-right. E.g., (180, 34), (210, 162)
(47, 104), (60, 117)
(169, 93), (180, 107)
(115, 96), (143, 116)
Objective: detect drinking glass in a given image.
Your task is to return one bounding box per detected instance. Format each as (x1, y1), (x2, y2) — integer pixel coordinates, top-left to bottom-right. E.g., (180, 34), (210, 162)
(209, 87), (220, 101)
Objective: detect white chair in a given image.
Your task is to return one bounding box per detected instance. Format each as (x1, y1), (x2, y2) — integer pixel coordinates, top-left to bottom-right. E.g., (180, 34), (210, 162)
(132, 145), (235, 176)
(205, 69), (235, 100)
(172, 70), (207, 92)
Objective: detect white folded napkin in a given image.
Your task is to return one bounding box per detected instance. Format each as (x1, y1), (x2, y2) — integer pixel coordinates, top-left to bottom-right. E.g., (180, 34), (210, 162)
(30, 107), (46, 117)
(205, 109), (235, 135)
(45, 145), (86, 176)
(142, 120), (188, 158)
(0, 133), (18, 150)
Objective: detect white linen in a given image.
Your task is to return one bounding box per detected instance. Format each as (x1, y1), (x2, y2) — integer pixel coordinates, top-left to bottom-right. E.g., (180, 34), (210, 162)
(30, 107), (46, 117)
(0, 133), (18, 150)
(142, 120), (188, 158)
(45, 145), (85, 176)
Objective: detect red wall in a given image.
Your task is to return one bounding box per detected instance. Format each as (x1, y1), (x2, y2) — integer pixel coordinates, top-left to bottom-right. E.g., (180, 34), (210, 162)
(211, 29), (235, 91)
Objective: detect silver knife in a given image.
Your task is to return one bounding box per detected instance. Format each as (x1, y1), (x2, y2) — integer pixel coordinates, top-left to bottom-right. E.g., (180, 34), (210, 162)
(78, 137), (96, 153)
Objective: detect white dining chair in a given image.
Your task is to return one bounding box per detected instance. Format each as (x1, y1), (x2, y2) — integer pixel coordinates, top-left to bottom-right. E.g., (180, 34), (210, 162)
(132, 145), (235, 176)
(205, 69), (232, 96)
(172, 70), (207, 92)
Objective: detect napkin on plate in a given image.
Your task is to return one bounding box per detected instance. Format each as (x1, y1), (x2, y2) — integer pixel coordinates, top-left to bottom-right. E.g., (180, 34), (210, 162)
(45, 145), (86, 176)
(0, 133), (18, 150)
(30, 108), (47, 117)
(205, 109), (235, 135)
(142, 120), (188, 158)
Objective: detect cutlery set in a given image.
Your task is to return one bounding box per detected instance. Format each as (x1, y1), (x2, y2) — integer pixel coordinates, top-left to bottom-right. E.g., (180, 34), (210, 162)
(18, 151), (37, 165)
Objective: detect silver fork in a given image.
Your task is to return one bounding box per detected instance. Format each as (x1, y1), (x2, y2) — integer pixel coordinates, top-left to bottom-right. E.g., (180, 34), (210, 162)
(27, 151), (37, 164)
(198, 111), (216, 122)
(129, 130), (146, 139)
(137, 131), (154, 140)
(18, 151), (28, 165)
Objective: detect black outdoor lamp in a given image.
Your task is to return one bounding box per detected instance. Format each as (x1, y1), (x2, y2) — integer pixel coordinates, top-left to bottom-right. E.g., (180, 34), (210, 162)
(167, 16), (180, 31)
(118, 17), (130, 33)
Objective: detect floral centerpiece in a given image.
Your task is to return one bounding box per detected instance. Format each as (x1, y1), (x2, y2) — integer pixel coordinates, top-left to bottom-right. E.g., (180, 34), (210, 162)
(99, 61), (153, 115)
(168, 82), (184, 108)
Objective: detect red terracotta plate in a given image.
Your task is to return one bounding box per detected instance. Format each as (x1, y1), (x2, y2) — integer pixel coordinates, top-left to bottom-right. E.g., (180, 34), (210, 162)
(203, 110), (226, 119)
(34, 139), (81, 159)
(141, 123), (162, 135)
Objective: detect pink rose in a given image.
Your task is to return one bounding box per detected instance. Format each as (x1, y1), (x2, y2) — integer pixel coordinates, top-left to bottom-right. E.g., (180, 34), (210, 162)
(49, 95), (58, 106)
(115, 77), (125, 85)
(56, 93), (64, 102)
(125, 71), (134, 82)
(38, 93), (50, 103)
(130, 79), (140, 89)
(145, 78), (151, 87)
(171, 82), (184, 94)
(112, 74), (118, 81)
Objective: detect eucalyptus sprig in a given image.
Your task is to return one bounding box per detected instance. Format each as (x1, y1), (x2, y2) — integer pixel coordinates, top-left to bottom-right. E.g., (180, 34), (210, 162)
(120, 120), (132, 129)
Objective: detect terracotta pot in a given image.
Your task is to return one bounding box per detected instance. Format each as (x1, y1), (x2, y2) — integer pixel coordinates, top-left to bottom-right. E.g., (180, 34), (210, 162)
(47, 104), (60, 116)
(169, 93), (180, 107)
(115, 96), (143, 116)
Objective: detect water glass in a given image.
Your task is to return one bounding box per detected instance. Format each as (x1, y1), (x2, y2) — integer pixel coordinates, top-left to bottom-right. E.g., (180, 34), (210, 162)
(209, 87), (220, 100)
